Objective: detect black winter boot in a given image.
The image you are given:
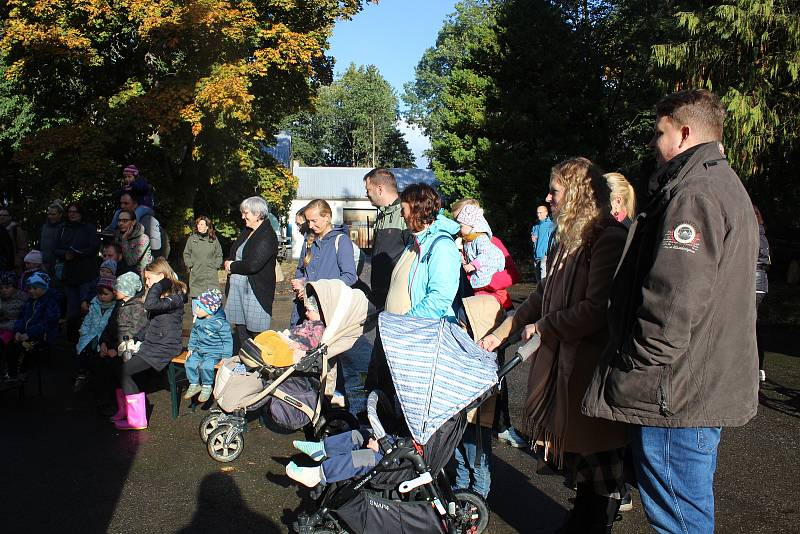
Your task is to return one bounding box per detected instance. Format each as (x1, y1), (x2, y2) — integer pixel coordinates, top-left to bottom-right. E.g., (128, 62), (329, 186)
(555, 482), (592, 533)
(585, 493), (622, 533)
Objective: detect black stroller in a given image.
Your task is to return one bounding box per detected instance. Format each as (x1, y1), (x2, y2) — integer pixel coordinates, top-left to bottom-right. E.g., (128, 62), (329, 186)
(293, 312), (539, 534)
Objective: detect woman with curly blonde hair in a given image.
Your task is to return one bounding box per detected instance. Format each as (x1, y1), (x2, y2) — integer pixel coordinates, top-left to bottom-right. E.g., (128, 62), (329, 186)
(479, 157), (629, 531)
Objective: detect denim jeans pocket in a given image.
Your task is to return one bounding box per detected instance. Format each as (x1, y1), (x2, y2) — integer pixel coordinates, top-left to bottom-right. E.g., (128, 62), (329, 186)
(696, 427), (722, 454)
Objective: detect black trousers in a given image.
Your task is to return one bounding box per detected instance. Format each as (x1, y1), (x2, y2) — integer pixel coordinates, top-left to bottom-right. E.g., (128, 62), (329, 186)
(756, 292), (766, 371)
(118, 354), (154, 395)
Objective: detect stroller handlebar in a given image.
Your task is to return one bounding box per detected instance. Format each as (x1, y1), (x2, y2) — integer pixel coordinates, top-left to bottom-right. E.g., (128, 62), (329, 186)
(497, 333), (540, 380)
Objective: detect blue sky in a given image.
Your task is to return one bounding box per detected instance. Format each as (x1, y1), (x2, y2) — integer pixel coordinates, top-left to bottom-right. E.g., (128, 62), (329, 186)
(328, 0), (460, 167)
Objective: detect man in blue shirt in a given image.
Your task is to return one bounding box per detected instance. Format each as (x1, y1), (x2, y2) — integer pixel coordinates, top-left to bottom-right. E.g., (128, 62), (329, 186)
(530, 204), (554, 283)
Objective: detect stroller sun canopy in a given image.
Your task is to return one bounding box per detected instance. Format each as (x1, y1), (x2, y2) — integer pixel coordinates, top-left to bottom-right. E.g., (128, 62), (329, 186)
(379, 312), (498, 445)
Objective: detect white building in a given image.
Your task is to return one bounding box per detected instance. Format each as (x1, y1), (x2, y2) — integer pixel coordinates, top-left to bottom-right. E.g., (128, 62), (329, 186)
(289, 164), (437, 259)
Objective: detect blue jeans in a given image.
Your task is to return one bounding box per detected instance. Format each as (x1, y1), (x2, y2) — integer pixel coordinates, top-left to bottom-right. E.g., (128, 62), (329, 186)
(320, 430), (382, 483)
(454, 423), (492, 498)
(185, 352), (222, 385)
(631, 426), (721, 534)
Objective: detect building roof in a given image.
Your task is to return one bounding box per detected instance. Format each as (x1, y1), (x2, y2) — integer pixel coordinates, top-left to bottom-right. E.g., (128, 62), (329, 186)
(294, 166), (438, 200)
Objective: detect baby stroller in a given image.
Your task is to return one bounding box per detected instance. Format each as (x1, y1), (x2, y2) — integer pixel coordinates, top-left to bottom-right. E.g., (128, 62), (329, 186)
(293, 311), (539, 534)
(200, 280), (378, 463)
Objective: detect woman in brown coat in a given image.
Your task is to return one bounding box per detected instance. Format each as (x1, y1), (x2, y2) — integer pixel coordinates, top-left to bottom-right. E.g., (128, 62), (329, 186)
(479, 157), (629, 533)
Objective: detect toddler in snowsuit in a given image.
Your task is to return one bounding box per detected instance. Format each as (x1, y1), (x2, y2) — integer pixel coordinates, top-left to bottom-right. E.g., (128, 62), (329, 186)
(184, 289), (233, 403)
(456, 205), (506, 306)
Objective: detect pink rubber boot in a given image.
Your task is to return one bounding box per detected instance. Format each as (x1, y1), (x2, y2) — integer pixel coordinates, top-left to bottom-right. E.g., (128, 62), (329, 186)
(110, 388), (127, 422)
(114, 392), (148, 430)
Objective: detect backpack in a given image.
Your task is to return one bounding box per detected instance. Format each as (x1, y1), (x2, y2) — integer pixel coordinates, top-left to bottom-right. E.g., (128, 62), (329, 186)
(335, 233), (364, 275)
(422, 234), (472, 317)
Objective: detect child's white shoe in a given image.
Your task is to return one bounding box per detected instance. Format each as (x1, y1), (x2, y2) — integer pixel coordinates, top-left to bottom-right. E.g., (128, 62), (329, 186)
(184, 384), (201, 399)
(198, 385), (213, 403)
(292, 440), (327, 461)
(286, 461), (324, 488)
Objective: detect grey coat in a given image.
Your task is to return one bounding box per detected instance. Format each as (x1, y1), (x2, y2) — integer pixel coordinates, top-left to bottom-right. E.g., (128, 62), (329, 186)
(183, 233), (223, 298)
(582, 142), (759, 428)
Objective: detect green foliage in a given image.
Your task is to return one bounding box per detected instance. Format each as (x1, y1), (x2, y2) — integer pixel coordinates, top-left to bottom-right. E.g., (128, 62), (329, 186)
(284, 63), (414, 168)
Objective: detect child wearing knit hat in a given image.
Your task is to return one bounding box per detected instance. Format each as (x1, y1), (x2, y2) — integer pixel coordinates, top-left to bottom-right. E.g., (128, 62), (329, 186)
(11, 272), (59, 380)
(20, 250), (44, 291)
(184, 289), (233, 402)
(73, 275), (118, 390)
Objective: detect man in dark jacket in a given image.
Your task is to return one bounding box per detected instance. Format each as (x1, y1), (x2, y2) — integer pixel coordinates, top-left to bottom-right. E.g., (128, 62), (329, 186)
(363, 168), (411, 396)
(39, 202), (64, 277)
(581, 90), (759, 534)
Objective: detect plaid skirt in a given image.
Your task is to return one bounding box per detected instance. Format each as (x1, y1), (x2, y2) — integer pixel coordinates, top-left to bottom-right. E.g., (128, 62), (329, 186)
(573, 447), (627, 499)
(224, 273), (270, 332)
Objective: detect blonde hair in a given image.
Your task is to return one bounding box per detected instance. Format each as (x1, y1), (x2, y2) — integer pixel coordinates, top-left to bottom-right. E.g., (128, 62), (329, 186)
(144, 258), (187, 296)
(604, 172), (636, 219)
(451, 198), (480, 219)
(551, 157), (608, 252)
(302, 199), (333, 267)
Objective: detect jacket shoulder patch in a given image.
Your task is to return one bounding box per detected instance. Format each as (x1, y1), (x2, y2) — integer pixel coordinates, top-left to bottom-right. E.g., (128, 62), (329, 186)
(662, 223), (701, 253)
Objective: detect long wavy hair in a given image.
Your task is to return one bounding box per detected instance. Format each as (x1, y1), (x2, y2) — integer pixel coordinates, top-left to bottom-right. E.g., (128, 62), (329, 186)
(551, 157), (609, 252)
(193, 215), (216, 241)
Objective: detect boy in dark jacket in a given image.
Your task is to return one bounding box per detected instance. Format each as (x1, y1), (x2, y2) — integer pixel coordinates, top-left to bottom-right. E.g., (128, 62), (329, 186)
(184, 289), (233, 402)
(12, 272), (59, 379)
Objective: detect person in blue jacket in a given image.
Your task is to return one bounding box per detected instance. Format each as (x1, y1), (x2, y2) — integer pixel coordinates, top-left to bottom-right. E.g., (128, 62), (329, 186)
(530, 204), (554, 283)
(290, 199), (358, 326)
(289, 198), (358, 405)
(184, 288), (233, 403)
(11, 272), (60, 380)
(369, 184), (462, 398)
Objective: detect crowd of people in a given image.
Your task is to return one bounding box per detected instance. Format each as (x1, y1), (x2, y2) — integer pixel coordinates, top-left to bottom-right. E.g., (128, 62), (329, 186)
(0, 88), (772, 534)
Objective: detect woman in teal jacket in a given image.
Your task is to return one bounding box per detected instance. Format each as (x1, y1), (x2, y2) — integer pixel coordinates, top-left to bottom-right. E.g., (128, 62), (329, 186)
(385, 183), (461, 319)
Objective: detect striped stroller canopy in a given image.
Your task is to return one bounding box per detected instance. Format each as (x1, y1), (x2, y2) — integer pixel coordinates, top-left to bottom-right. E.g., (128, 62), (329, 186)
(379, 312), (498, 445)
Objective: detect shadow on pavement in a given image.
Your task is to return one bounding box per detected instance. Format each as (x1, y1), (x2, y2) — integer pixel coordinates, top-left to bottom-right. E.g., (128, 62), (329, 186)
(0, 341), (142, 532)
(176, 472), (281, 533)
(488, 454), (566, 533)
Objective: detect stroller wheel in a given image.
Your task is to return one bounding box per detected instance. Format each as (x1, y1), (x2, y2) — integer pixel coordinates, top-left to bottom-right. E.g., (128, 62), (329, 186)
(452, 491), (490, 534)
(198, 411), (225, 443)
(313, 409), (359, 440)
(207, 427), (244, 462)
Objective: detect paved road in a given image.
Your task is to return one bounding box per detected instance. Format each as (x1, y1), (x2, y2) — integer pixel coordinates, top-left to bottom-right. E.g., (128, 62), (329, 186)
(2, 277), (798, 533)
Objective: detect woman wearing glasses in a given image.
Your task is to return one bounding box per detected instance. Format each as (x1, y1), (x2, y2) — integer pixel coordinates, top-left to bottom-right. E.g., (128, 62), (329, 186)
(114, 208), (153, 275)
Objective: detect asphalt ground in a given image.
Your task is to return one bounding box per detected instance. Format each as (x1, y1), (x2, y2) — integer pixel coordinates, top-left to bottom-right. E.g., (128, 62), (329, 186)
(2, 270), (798, 533)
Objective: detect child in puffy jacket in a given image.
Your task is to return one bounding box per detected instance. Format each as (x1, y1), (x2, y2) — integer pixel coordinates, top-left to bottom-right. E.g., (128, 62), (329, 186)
(12, 272), (60, 379)
(184, 289), (233, 403)
(456, 205), (505, 289)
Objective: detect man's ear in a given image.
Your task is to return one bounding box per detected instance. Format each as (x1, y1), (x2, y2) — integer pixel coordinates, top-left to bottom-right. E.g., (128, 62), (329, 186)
(679, 124), (691, 147)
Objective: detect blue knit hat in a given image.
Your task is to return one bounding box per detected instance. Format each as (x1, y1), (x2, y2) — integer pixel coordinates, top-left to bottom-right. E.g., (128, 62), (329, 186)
(26, 271), (50, 289)
(197, 288), (224, 315)
(100, 259), (118, 275)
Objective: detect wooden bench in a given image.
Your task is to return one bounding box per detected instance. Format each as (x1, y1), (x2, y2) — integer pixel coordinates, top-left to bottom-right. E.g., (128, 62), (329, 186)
(167, 350), (223, 419)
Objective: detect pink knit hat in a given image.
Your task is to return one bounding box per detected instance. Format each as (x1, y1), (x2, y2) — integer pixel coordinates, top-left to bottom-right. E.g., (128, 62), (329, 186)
(123, 165), (139, 176)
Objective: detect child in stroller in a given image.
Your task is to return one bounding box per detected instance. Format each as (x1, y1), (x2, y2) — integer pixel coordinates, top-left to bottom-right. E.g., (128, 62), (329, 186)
(202, 279), (376, 463)
(290, 311), (540, 534)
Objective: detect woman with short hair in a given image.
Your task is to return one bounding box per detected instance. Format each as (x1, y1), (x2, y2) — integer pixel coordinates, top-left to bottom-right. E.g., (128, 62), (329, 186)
(480, 158), (630, 532)
(224, 196), (278, 347)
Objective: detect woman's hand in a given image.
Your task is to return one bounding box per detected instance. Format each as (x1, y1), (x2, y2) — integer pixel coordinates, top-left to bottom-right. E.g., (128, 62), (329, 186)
(106, 349), (117, 358)
(99, 342), (108, 356)
(462, 263), (476, 274)
(522, 323), (538, 341)
(478, 333), (501, 352)
(224, 260), (233, 273)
